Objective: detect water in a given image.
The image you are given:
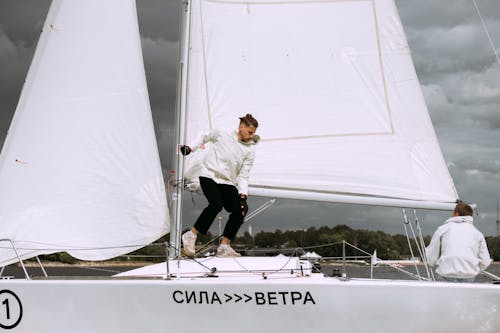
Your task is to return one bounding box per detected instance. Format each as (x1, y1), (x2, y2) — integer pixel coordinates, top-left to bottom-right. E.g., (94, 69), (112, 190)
(2, 261), (500, 283)
(321, 262), (500, 283)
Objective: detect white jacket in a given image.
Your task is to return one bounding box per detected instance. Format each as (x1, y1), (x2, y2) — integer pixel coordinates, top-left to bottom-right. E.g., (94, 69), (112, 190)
(188, 129), (257, 195)
(425, 216), (492, 278)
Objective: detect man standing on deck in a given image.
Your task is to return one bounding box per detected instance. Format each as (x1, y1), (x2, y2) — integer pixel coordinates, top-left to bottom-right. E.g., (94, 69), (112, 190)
(425, 202), (492, 282)
(179, 114), (259, 258)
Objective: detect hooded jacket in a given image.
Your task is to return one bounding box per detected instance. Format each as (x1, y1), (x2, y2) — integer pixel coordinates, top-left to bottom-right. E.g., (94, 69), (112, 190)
(189, 129), (257, 195)
(425, 215), (492, 279)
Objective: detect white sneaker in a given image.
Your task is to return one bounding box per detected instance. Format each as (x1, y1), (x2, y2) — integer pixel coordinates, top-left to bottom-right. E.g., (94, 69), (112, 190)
(182, 231), (196, 257)
(217, 245), (241, 257)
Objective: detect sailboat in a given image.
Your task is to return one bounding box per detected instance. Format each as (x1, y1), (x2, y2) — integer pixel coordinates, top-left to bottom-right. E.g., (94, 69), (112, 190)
(0, 0), (499, 332)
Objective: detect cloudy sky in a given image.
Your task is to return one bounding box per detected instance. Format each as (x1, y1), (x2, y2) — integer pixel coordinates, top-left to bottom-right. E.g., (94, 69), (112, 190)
(0, 0), (499, 237)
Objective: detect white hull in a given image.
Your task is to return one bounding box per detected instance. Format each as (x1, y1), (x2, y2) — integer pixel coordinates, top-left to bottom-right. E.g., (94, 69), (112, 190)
(1, 258), (499, 333)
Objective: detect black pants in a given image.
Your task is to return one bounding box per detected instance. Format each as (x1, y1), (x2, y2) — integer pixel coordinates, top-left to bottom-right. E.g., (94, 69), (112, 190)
(194, 177), (243, 241)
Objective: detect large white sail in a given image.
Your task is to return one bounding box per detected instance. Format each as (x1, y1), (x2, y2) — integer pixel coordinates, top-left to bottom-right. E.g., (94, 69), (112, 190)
(183, 0), (458, 209)
(0, 0), (169, 266)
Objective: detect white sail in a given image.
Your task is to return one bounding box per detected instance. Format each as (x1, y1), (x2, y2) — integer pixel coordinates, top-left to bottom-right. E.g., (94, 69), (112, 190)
(0, 0), (169, 266)
(0, 3), (498, 333)
(183, 0), (458, 209)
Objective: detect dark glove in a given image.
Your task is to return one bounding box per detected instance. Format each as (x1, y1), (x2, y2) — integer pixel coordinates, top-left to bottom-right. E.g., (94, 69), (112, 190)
(179, 145), (191, 156)
(240, 195), (248, 217)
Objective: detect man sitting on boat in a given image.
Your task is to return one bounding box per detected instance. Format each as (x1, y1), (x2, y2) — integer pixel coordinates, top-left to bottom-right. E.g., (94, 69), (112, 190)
(180, 114), (259, 257)
(425, 202), (492, 282)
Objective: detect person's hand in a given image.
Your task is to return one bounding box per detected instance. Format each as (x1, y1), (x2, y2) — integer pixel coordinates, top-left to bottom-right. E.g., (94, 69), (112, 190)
(179, 145), (191, 156)
(240, 195), (248, 217)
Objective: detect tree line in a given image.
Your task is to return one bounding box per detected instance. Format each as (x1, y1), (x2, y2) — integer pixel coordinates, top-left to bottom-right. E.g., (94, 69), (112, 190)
(202, 224), (500, 261)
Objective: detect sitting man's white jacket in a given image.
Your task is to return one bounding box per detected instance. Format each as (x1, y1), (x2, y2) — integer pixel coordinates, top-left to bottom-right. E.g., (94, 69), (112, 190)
(425, 216), (492, 279)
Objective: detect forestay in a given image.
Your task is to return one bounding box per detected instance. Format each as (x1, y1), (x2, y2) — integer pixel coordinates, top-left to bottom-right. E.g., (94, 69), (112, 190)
(183, 0), (458, 209)
(0, 0), (168, 266)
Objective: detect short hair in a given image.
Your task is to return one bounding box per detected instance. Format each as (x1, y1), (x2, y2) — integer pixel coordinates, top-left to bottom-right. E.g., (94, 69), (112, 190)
(453, 202), (473, 216)
(239, 114), (258, 128)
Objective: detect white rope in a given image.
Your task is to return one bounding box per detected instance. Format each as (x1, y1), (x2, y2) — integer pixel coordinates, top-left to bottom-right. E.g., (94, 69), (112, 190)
(413, 210), (435, 281)
(472, 0), (500, 65)
(481, 270), (500, 281)
(244, 199), (276, 222)
(401, 209), (422, 279)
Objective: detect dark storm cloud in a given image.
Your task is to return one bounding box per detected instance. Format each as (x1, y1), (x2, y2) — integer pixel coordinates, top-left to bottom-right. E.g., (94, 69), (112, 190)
(136, 0), (181, 172)
(397, 0), (500, 32)
(399, 3), (500, 82)
(142, 38), (178, 108)
(397, 0), (500, 212)
(421, 65), (500, 131)
(397, 0), (477, 31)
(0, 0), (50, 46)
(0, 1), (50, 136)
(137, 0), (180, 42)
(453, 156), (500, 176)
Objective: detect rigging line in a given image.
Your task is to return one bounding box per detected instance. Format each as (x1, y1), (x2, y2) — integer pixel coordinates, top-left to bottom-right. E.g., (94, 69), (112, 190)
(227, 247), (306, 276)
(388, 264), (430, 281)
(301, 240), (372, 256)
(77, 266), (123, 274)
(0, 240), (178, 253)
(178, 256), (215, 272)
(481, 270), (500, 281)
(472, 0), (500, 65)
(413, 210), (435, 281)
(167, 244), (218, 272)
(298, 241), (345, 251)
(340, 241), (372, 257)
(0, 244), (146, 251)
(407, 219), (424, 261)
(181, 250), (305, 277)
(406, 218), (424, 278)
(407, 213), (424, 259)
(194, 234), (223, 255)
(401, 209), (422, 279)
(244, 199), (276, 222)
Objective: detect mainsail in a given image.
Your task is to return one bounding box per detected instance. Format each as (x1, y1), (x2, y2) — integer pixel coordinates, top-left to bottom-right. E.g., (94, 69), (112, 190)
(183, 0), (458, 209)
(0, 0), (169, 266)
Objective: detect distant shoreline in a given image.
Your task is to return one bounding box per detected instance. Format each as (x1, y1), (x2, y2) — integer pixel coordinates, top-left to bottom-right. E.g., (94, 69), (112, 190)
(23, 260), (500, 268)
(23, 261), (152, 268)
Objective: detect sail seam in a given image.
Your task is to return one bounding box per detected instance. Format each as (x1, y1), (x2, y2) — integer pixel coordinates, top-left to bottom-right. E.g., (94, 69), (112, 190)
(371, 0), (395, 133)
(199, 0), (213, 130)
(260, 130), (393, 142)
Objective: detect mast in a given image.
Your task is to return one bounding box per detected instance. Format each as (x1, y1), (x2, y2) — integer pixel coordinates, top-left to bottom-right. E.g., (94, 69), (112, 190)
(170, 0), (192, 258)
